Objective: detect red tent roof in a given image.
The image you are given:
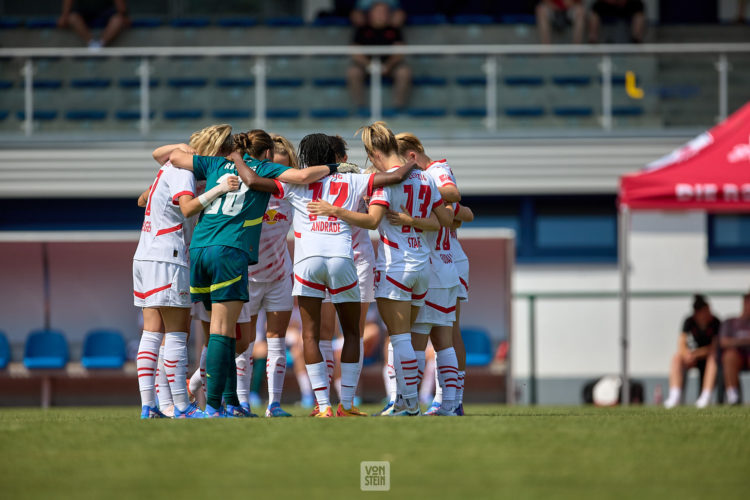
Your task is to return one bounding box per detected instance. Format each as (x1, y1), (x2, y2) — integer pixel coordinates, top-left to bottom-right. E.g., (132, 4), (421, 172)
(619, 102), (750, 212)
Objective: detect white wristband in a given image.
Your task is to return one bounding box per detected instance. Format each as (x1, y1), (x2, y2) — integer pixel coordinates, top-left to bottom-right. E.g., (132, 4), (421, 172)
(198, 193), (211, 207)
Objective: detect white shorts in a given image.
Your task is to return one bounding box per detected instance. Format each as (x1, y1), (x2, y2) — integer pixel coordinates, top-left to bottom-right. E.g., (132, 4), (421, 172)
(323, 258), (375, 304)
(455, 259), (469, 301)
(412, 285), (460, 333)
(374, 268), (429, 307)
(293, 256), (360, 304)
(192, 300), (253, 323)
(246, 276), (294, 316)
(133, 260), (191, 308)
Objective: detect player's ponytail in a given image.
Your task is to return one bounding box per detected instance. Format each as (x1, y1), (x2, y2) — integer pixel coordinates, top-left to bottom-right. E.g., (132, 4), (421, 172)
(189, 124), (234, 157)
(395, 132), (424, 157)
(356, 121), (398, 158)
(271, 134), (300, 169)
(234, 129), (274, 160)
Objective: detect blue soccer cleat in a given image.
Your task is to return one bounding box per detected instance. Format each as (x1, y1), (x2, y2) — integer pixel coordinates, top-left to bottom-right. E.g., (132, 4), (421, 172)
(424, 401), (441, 416)
(265, 402), (292, 417)
(174, 403), (207, 419)
(226, 404), (257, 418)
(376, 400), (394, 416)
(240, 402), (260, 417)
(204, 404), (225, 418)
(455, 403), (464, 416)
(141, 405), (169, 419)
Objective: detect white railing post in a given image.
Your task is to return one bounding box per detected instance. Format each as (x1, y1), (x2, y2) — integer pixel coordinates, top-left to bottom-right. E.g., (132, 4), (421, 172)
(484, 55), (498, 132)
(600, 55), (613, 131)
(716, 53), (729, 122)
(254, 56), (267, 130)
(369, 57), (382, 123)
(22, 58), (33, 136)
(138, 57), (151, 136)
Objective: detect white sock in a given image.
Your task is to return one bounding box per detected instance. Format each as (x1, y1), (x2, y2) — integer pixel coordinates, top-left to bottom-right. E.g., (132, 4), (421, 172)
(358, 338), (364, 371)
(334, 377), (342, 401)
(164, 332), (189, 412)
(420, 356), (436, 404)
(386, 342), (397, 403)
(436, 347), (459, 411)
(727, 386), (739, 405)
(199, 344), (207, 390)
(136, 331), (162, 407)
(189, 366), (203, 395)
(267, 337), (286, 404)
(306, 361), (330, 407)
(415, 350), (426, 387)
(296, 370), (313, 398)
(456, 370), (466, 405)
(433, 361), (443, 404)
(390, 333), (419, 405)
(340, 362), (361, 410)
(236, 342), (254, 406)
(319, 340), (334, 387)
(696, 388), (712, 408)
(155, 346), (173, 408)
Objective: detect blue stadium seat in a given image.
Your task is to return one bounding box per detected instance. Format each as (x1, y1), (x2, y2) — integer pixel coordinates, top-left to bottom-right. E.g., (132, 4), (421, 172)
(267, 78), (305, 88)
(163, 109), (204, 120)
(613, 106), (644, 116)
(600, 75), (627, 86)
(453, 14), (494, 25)
(169, 18), (211, 28)
(130, 17), (164, 28)
(0, 80), (13, 90)
(24, 330), (68, 370)
(553, 107), (594, 117)
(505, 107), (545, 117)
(215, 78), (255, 88)
(456, 108), (486, 117)
(217, 17), (258, 28)
(407, 107), (447, 117)
(167, 78), (208, 88)
(552, 76), (592, 86)
(26, 18), (57, 29)
(16, 110), (58, 120)
(213, 109), (253, 119)
(115, 110), (155, 120)
(312, 16), (349, 27)
(500, 14), (536, 25)
(66, 110), (107, 120)
(0, 111), (8, 120)
(81, 330), (126, 369)
(267, 109), (301, 119)
(456, 76), (485, 86)
(504, 76), (545, 86)
(0, 18), (22, 29)
(70, 78), (112, 89)
(266, 16), (305, 27)
(312, 77), (347, 87)
(118, 78), (159, 88)
(0, 331), (10, 369)
(310, 108), (350, 119)
(407, 14), (448, 25)
(412, 76), (448, 86)
(33, 79), (63, 89)
(462, 328), (493, 367)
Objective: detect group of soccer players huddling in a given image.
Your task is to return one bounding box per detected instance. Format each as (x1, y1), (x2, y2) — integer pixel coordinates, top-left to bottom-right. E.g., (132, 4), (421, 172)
(133, 120), (473, 419)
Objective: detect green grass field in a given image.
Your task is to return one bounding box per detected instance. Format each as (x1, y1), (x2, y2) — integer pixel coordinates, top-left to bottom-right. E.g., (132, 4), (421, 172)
(1, 405), (748, 499)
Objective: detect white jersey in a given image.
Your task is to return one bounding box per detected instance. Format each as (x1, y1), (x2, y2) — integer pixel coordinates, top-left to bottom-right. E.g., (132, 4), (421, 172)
(423, 226), (460, 288)
(426, 159), (468, 265)
(247, 198), (293, 282)
(277, 172), (375, 264)
(351, 199), (376, 266)
(133, 163), (196, 267)
(370, 168), (442, 273)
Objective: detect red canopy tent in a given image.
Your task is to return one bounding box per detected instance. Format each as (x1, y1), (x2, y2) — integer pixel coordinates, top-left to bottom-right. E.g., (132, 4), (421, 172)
(616, 102), (750, 403)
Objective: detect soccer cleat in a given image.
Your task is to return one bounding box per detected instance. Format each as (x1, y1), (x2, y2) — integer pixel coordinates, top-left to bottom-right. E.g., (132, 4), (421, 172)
(424, 401), (441, 416)
(434, 406), (457, 416)
(337, 403), (368, 417)
(174, 403), (208, 419)
(239, 402), (259, 418)
(226, 404), (257, 418)
(376, 400), (394, 416)
(265, 402), (292, 417)
(390, 396), (420, 416)
(140, 405), (169, 419)
(455, 403), (464, 416)
(309, 403), (320, 417)
(159, 404), (175, 418)
(204, 404), (225, 418)
(314, 405), (334, 418)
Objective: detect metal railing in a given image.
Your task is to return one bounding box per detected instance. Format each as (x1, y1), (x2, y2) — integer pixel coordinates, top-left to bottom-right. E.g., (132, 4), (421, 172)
(2, 43), (750, 136)
(515, 289), (748, 405)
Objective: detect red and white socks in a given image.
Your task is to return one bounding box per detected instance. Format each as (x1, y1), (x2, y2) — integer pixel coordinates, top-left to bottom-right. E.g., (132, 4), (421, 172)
(390, 333), (419, 408)
(235, 342), (254, 406)
(136, 331), (161, 408)
(340, 362), (362, 410)
(266, 337), (287, 404)
(436, 347), (459, 412)
(456, 370), (466, 407)
(306, 361), (330, 408)
(415, 350), (426, 387)
(155, 345), (173, 412)
(319, 340), (335, 387)
(163, 332), (189, 412)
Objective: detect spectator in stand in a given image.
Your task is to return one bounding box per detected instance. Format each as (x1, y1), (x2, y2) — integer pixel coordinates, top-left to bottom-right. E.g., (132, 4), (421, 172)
(350, 0), (406, 27)
(737, 0), (748, 24)
(58, 0), (130, 49)
(536, 1), (585, 44)
(720, 291), (750, 405)
(347, 1), (411, 112)
(588, 0), (645, 44)
(663, 295), (721, 409)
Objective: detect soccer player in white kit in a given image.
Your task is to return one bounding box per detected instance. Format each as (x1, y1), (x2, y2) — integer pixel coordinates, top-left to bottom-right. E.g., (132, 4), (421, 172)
(280, 132), (418, 417)
(134, 124), (240, 419)
(307, 122), (454, 416)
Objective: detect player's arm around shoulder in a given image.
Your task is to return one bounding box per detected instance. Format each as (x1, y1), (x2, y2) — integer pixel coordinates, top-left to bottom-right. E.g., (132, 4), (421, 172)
(229, 152), (280, 194)
(371, 158), (418, 189)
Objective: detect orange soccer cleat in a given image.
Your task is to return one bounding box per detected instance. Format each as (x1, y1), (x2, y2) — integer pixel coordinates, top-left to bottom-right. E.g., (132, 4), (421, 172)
(309, 403), (320, 417)
(314, 406), (334, 418)
(336, 404), (368, 417)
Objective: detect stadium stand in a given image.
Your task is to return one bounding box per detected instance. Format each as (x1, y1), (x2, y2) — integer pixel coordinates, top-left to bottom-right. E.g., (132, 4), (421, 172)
(81, 330), (127, 370)
(23, 330), (68, 370)
(0, 331), (10, 369)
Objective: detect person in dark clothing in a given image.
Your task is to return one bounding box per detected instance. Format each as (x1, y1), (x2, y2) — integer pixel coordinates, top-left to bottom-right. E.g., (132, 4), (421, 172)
(57, 0), (130, 49)
(664, 295), (720, 408)
(347, 1), (411, 111)
(588, 0), (645, 43)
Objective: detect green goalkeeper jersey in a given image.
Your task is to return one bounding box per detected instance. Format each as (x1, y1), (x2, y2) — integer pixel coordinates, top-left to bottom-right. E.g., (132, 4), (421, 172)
(189, 154), (290, 265)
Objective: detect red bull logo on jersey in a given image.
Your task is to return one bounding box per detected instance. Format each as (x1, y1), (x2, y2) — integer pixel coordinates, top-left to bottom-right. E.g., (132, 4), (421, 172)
(263, 209), (289, 224)
(141, 221), (152, 233)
